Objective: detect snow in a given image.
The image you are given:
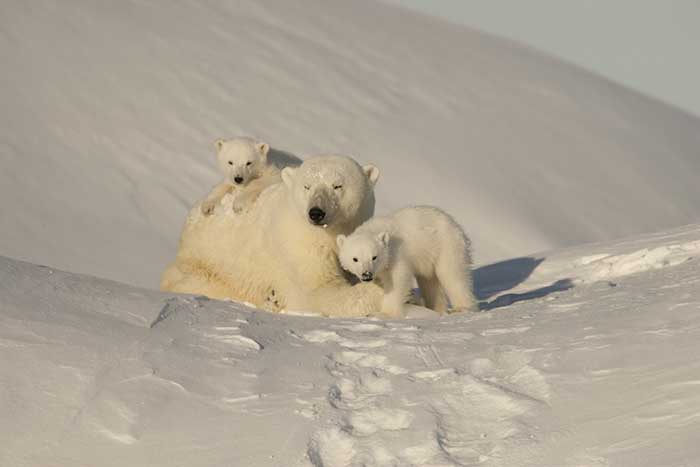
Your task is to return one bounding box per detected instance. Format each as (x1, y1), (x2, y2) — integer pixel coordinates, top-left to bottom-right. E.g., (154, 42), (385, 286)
(2, 224), (700, 466)
(2, 0), (700, 288)
(2, 0), (700, 465)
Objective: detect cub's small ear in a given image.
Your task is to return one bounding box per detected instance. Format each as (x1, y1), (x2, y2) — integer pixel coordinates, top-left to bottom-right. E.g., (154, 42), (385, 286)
(281, 167), (296, 188)
(377, 231), (390, 247)
(215, 139), (226, 152)
(256, 142), (270, 158)
(362, 164), (380, 187)
(336, 234), (346, 249)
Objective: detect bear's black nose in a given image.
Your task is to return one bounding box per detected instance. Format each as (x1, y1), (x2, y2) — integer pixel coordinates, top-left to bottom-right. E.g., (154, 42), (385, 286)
(361, 271), (373, 282)
(308, 207), (326, 224)
(234, 176), (244, 184)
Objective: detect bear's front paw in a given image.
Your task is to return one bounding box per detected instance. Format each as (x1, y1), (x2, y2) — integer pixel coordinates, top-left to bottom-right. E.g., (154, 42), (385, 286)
(201, 201), (216, 215)
(378, 304), (405, 320)
(232, 197), (250, 214)
(264, 288), (283, 312)
(449, 304), (480, 314)
(379, 311), (404, 320)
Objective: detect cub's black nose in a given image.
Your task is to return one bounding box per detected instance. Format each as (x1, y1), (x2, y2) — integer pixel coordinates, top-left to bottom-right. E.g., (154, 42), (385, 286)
(234, 176), (244, 184)
(361, 271), (373, 282)
(308, 207), (326, 224)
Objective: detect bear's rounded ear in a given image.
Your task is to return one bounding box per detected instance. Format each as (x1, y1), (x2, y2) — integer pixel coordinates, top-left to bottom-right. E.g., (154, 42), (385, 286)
(281, 167), (296, 188)
(336, 234), (346, 249)
(377, 231), (390, 247)
(256, 142), (270, 158)
(362, 164), (380, 187)
(215, 139), (226, 152)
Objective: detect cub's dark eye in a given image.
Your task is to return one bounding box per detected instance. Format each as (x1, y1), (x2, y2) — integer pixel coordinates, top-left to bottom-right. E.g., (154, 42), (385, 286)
(228, 161), (233, 165)
(333, 185), (343, 190)
(246, 161), (252, 166)
(353, 258), (358, 262)
(304, 185), (310, 190)
(372, 256), (377, 261)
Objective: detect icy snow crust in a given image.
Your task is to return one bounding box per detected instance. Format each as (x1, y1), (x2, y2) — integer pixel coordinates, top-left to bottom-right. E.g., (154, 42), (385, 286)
(2, 225), (700, 466)
(3, 0), (700, 288)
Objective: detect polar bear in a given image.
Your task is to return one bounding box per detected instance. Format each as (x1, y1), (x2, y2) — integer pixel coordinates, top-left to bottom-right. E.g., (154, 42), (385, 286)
(336, 206), (477, 318)
(161, 154), (384, 317)
(201, 137), (281, 215)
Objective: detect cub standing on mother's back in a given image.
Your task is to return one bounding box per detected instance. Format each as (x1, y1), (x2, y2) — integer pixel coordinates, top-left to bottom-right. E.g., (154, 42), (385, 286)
(201, 137), (281, 215)
(336, 206), (477, 318)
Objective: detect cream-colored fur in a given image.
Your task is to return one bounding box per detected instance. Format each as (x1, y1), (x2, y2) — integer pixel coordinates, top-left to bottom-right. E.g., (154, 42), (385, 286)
(336, 206), (477, 318)
(201, 137), (281, 215)
(161, 154), (384, 317)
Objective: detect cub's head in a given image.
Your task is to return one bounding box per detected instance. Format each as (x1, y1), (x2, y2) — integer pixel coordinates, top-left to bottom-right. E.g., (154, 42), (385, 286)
(281, 155), (380, 228)
(336, 231), (390, 282)
(214, 137), (270, 186)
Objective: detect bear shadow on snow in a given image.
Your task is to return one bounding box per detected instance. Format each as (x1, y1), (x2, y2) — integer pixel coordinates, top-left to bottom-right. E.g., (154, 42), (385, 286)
(473, 256), (573, 311)
(478, 278), (573, 311)
(268, 147), (302, 170)
(473, 257), (545, 300)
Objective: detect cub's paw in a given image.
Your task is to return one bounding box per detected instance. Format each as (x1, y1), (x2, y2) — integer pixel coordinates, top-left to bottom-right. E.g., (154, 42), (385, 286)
(379, 311), (405, 320)
(232, 196), (251, 214)
(449, 304), (480, 314)
(232, 201), (245, 214)
(378, 306), (405, 320)
(201, 201), (216, 215)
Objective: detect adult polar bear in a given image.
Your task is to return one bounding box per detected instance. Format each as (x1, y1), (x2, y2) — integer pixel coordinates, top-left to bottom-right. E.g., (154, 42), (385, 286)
(161, 154), (384, 317)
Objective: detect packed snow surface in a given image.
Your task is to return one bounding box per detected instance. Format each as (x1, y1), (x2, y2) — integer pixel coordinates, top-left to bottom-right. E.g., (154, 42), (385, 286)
(2, 0), (700, 288)
(2, 224), (700, 466)
(2, 1), (700, 465)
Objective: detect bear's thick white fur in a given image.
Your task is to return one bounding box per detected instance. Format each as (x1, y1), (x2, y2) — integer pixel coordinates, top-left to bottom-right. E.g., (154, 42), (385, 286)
(201, 137), (281, 215)
(336, 206), (477, 318)
(161, 154), (384, 317)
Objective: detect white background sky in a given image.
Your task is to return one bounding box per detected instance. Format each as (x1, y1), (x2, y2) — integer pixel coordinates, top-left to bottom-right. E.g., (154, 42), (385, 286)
(386, 0), (700, 117)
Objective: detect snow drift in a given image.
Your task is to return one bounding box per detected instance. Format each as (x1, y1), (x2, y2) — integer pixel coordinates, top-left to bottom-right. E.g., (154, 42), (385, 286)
(2, 225), (700, 466)
(2, 0), (700, 288)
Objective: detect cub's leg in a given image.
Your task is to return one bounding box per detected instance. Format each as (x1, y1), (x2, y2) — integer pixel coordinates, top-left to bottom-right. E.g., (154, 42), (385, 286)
(417, 275), (448, 313)
(436, 252), (477, 312)
(380, 263), (414, 318)
(201, 181), (233, 215)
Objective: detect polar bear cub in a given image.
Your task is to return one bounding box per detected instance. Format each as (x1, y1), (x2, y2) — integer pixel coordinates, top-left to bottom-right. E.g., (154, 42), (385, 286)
(336, 206), (477, 318)
(201, 137), (281, 215)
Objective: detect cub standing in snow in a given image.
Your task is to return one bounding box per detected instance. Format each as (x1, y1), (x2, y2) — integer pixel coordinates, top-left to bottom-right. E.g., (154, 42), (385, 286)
(201, 137), (281, 215)
(336, 206), (477, 318)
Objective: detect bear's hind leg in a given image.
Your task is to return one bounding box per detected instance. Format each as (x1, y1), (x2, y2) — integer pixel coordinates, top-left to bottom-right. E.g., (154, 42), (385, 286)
(436, 255), (477, 312)
(417, 275), (448, 313)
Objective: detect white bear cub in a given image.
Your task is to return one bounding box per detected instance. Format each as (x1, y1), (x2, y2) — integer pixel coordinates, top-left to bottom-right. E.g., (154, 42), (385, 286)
(336, 206), (477, 318)
(201, 137), (281, 215)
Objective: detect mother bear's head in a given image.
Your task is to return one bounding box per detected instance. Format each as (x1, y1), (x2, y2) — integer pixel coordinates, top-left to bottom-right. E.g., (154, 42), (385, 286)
(281, 155), (380, 231)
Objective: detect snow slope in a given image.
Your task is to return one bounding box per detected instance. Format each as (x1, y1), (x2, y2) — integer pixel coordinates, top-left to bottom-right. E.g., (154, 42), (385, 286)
(2, 225), (700, 467)
(2, 0), (700, 288)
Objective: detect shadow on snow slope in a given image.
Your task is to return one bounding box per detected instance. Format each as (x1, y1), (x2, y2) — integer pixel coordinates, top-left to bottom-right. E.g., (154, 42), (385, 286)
(473, 256), (574, 311)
